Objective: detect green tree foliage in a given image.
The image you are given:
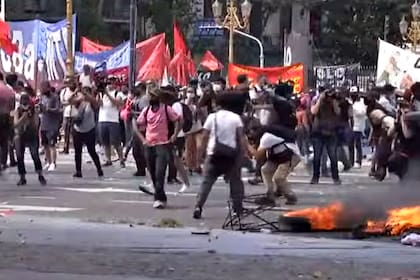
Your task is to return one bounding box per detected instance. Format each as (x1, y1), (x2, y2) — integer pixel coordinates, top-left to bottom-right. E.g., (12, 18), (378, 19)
(312, 0), (409, 65)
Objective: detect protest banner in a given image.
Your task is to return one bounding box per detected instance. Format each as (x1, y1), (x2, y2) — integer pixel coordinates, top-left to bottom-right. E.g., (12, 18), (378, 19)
(228, 63), (305, 93)
(314, 63), (360, 89)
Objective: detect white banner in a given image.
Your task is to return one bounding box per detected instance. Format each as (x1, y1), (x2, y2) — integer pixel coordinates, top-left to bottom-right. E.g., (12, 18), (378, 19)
(376, 39), (420, 91)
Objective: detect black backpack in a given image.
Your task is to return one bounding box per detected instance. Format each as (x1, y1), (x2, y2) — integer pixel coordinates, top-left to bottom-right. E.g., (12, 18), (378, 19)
(181, 103), (193, 133)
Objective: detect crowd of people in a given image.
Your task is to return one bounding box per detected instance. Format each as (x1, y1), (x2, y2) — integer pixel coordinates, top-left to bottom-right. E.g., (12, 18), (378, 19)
(1, 66), (419, 219)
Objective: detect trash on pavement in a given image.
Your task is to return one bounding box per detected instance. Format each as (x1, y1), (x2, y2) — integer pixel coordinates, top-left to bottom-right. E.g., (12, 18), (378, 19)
(401, 233), (420, 247)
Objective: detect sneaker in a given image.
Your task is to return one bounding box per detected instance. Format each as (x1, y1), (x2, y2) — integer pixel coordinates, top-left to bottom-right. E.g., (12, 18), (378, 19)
(178, 184), (189, 193)
(248, 177), (262, 186)
(354, 163), (361, 169)
(17, 178), (27, 186)
(153, 200), (166, 209)
(38, 175), (47, 186)
(120, 161), (126, 168)
(254, 196), (276, 207)
(43, 163), (50, 171)
(102, 161), (112, 167)
(193, 207), (202, 219)
(97, 169), (104, 177)
(138, 185), (154, 196)
(310, 177), (319, 185)
(285, 194), (298, 205)
(168, 178), (182, 185)
(133, 171), (146, 177)
(48, 163), (56, 172)
(73, 172), (83, 178)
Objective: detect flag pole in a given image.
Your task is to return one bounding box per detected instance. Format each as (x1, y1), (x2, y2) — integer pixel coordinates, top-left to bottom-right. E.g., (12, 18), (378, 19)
(0, 0), (6, 21)
(129, 0), (138, 93)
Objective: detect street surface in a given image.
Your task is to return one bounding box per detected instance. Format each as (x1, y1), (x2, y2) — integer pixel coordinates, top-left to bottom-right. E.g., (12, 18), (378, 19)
(0, 152), (419, 280)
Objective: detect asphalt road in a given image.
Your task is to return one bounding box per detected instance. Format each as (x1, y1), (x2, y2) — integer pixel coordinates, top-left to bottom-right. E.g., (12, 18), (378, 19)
(0, 152), (419, 280)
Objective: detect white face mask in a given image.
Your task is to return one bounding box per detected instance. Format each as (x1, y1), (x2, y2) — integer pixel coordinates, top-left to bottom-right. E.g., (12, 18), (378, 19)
(197, 87), (203, 97)
(212, 84), (222, 92)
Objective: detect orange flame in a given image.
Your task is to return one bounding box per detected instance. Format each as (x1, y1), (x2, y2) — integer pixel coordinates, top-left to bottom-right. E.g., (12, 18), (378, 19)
(367, 206), (420, 236)
(284, 202), (344, 230)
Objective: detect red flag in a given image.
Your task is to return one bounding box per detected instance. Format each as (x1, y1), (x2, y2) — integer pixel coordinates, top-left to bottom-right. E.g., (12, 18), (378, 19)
(136, 33), (167, 82)
(200, 50), (223, 71)
(168, 52), (196, 86)
(173, 21), (187, 55)
(186, 50), (196, 78)
(81, 37), (112, 54)
(0, 20), (18, 55)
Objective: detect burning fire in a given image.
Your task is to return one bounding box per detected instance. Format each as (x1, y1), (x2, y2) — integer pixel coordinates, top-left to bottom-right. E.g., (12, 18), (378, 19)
(366, 206), (420, 236)
(284, 202), (344, 230)
(285, 202), (420, 235)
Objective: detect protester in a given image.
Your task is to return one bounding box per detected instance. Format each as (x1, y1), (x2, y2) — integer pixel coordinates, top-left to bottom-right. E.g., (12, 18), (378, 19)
(70, 87), (104, 178)
(135, 87), (181, 209)
(310, 89), (341, 185)
(39, 81), (61, 172)
(60, 78), (78, 154)
(97, 77), (125, 167)
(14, 93), (47, 186)
(193, 94), (245, 219)
(350, 87), (367, 168)
(0, 73), (15, 175)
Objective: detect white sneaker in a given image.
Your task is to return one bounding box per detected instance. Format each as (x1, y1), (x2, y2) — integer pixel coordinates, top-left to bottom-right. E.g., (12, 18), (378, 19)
(48, 163), (56, 172)
(43, 163), (50, 171)
(178, 184), (189, 193)
(354, 163), (361, 169)
(153, 201), (166, 209)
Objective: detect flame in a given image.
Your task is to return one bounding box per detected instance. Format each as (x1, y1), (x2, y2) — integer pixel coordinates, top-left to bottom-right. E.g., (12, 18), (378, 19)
(284, 202), (344, 230)
(366, 206), (420, 236)
(285, 202), (420, 235)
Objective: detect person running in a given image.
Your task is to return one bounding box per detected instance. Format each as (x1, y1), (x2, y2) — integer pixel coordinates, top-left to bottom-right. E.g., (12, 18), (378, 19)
(134, 87), (181, 209)
(69, 87), (104, 178)
(14, 93), (47, 186)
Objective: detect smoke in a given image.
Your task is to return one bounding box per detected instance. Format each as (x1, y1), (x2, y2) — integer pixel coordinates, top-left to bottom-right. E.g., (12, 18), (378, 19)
(334, 166), (420, 229)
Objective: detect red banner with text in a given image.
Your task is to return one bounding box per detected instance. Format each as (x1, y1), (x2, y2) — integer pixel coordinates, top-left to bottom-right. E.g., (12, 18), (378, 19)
(228, 63), (304, 93)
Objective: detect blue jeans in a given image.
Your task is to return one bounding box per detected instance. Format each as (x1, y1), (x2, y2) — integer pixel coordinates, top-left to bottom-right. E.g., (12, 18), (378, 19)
(312, 135), (339, 181)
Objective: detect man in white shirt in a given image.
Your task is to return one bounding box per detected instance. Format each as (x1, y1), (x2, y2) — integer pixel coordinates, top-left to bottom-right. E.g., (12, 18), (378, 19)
(60, 78), (78, 154)
(97, 77), (125, 167)
(193, 96), (245, 219)
(350, 88), (367, 168)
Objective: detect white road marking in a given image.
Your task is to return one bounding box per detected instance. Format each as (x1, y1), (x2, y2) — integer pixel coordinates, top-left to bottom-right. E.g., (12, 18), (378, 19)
(0, 205), (82, 212)
(112, 200), (153, 204)
(56, 187), (197, 197)
(21, 196), (56, 200)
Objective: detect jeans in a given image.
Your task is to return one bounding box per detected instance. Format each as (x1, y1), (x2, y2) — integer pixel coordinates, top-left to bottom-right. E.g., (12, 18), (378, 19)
(296, 127), (310, 157)
(168, 137), (185, 181)
(312, 135), (339, 181)
(73, 128), (102, 174)
(132, 136), (146, 174)
(196, 155), (244, 212)
(144, 144), (171, 202)
(350, 131), (363, 166)
(15, 134), (43, 176)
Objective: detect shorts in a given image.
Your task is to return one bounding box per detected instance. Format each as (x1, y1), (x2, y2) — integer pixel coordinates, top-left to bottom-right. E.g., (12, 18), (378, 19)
(41, 130), (58, 146)
(98, 122), (121, 146)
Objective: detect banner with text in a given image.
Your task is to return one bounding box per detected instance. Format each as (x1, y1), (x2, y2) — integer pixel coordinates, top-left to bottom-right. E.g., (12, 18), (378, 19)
(228, 63), (304, 93)
(314, 63), (360, 89)
(0, 17), (76, 86)
(376, 39), (420, 91)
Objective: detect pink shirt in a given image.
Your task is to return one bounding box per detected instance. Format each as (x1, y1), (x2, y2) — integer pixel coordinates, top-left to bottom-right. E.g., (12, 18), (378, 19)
(137, 104), (180, 146)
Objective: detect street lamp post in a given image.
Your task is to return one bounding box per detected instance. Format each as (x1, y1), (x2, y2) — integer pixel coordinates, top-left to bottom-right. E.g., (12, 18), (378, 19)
(212, 0), (253, 65)
(66, 0), (74, 78)
(399, 0), (420, 52)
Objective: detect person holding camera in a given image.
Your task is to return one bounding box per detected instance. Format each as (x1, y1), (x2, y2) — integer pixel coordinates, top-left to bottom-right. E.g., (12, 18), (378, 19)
(69, 87), (103, 178)
(14, 92), (47, 186)
(310, 89), (342, 185)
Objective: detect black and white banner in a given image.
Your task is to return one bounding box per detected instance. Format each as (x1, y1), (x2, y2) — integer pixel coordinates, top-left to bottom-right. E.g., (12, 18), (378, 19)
(314, 63), (360, 88)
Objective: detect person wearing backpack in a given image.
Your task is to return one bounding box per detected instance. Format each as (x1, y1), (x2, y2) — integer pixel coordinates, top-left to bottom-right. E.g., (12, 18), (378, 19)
(162, 86), (192, 193)
(135, 87), (181, 209)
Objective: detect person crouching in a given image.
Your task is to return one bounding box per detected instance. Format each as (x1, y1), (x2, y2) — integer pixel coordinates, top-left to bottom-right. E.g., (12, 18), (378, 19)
(248, 122), (300, 206)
